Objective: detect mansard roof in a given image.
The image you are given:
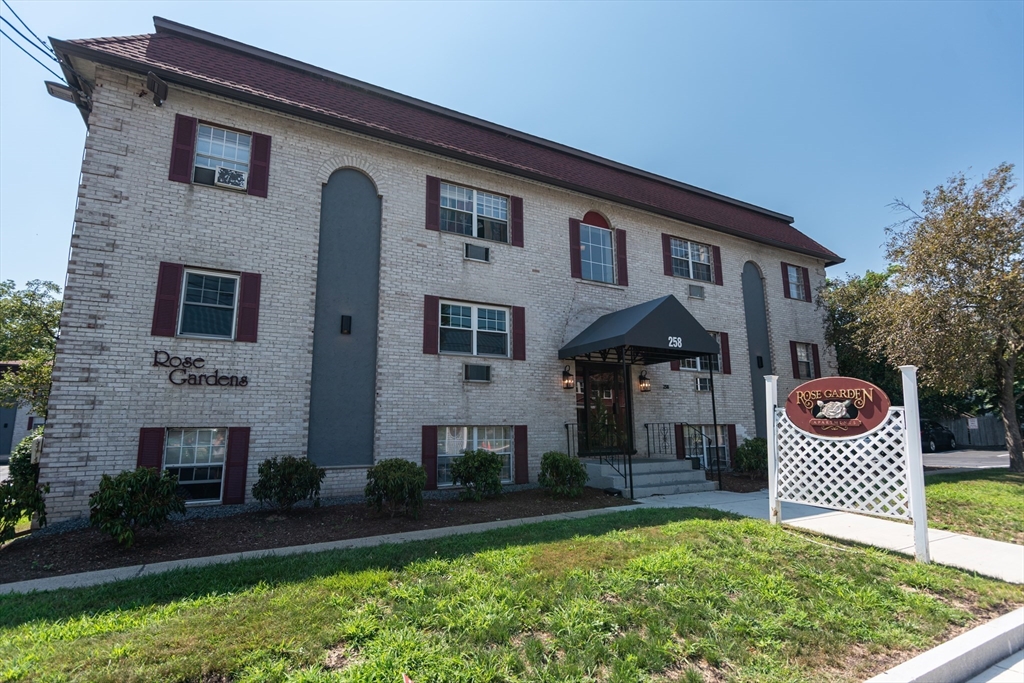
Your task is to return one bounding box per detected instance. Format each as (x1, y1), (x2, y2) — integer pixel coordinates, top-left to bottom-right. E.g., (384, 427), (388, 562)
(51, 17), (842, 265)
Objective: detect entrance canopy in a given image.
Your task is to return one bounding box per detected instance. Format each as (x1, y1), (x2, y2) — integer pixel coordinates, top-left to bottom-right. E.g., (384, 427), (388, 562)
(558, 295), (720, 365)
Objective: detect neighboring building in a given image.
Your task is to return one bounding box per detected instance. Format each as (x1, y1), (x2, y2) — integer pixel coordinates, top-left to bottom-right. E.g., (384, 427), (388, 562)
(0, 363), (44, 460)
(40, 18), (842, 522)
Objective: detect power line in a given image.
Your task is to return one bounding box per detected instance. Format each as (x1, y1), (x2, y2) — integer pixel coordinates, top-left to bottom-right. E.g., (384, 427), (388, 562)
(1, 0), (53, 55)
(0, 15), (55, 62)
(0, 28), (65, 82)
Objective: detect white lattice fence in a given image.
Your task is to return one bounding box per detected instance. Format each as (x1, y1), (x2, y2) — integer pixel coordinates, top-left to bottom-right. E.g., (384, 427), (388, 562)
(775, 407), (911, 519)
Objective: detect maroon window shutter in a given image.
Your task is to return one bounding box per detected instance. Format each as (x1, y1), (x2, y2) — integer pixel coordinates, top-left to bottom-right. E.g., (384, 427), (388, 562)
(802, 267), (812, 302)
(569, 218), (582, 278)
(512, 306), (526, 360)
(246, 133), (271, 198)
(510, 196), (524, 247)
(514, 425), (529, 484)
(674, 424), (686, 459)
(719, 332), (731, 374)
(423, 295), (440, 354)
(615, 229), (628, 286)
(662, 234), (674, 276)
(222, 427), (250, 504)
(670, 360), (680, 371)
(712, 245), (724, 286)
(781, 262), (792, 299)
(137, 428), (165, 470)
(811, 343), (821, 378)
(151, 262), (184, 337)
(168, 114), (197, 183)
(425, 176), (441, 231)
(727, 425), (738, 461)
(422, 426), (438, 490)
(790, 341), (801, 379)
(235, 272), (261, 342)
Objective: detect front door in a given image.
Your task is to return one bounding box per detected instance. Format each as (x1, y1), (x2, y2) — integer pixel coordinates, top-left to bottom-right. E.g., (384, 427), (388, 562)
(576, 363), (633, 455)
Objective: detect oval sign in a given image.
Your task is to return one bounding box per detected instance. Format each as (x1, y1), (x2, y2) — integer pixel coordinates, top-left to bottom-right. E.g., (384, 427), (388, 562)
(785, 377), (891, 439)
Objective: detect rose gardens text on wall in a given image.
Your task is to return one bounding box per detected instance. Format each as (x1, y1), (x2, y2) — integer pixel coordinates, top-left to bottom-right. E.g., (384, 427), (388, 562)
(153, 350), (248, 387)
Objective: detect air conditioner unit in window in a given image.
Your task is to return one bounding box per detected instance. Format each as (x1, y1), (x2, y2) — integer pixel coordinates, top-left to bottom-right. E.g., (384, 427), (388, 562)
(688, 284), (706, 299)
(214, 166), (248, 190)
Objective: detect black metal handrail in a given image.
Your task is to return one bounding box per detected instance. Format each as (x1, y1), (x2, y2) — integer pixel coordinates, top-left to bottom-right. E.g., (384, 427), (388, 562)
(565, 422), (634, 498)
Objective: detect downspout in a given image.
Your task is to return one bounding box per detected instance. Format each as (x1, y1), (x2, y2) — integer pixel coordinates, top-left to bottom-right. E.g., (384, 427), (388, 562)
(709, 359), (722, 489)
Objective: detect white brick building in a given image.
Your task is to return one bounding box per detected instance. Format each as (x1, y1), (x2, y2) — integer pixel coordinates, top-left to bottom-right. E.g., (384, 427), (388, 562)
(40, 18), (842, 522)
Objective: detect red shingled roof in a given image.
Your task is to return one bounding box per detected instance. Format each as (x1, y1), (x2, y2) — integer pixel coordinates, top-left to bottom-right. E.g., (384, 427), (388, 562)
(53, 19), (841, 264)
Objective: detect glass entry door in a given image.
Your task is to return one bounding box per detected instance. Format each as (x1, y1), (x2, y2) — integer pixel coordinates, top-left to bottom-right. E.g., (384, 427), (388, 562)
(576, 363), (632, 455)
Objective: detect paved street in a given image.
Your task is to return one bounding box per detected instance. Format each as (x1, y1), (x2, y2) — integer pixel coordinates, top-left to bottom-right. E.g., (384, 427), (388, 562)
(924, 449), (1011, 470)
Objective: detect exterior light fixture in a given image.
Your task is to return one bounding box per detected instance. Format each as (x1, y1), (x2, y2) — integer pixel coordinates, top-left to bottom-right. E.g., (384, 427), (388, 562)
(562, 365), (575, 390)
(638, 370), (651, 392)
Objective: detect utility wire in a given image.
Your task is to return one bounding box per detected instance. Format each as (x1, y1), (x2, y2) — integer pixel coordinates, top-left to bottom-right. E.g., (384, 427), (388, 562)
(0, 28), (65, 82)
(1, 14), (55, 62)
(1, 0), (53, 55)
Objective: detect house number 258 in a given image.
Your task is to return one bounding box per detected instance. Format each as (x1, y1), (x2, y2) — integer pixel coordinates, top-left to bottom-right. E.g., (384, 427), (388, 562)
(667, 336), (682, 348)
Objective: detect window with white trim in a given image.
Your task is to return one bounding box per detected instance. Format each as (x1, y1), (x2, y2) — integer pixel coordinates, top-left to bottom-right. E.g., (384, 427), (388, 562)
(440, 182), (509, 243)
(795, 342), (814, 379)
(178, 270), (238, 339)
(683, 424), (729, 468)
(439, 301), (508, 357)
(580, 223), (615, 283)
(786, 264), (806, 300)
(682, 331), (722, 372)
(670, 238), (713, 282)
(164, 428), (227, 503)
(437, 426), (512, 486)
(193, 124), (251, 187)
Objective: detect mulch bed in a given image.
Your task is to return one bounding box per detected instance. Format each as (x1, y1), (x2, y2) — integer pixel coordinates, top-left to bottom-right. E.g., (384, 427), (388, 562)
(0, 488), (633, 582)
(708, 470), (769, 493)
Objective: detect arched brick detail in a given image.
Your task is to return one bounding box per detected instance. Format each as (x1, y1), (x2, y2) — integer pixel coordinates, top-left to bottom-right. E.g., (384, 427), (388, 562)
(316, 155), (384, 194)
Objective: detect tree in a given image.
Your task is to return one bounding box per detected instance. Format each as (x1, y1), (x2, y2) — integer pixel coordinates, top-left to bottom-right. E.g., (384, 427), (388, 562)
(0, 280), (62, 418)
(863, 164), (1024, 471)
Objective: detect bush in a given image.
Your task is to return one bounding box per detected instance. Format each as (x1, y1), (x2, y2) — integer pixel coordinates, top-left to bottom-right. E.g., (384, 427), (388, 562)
(733, 437), (768, 475)
(365, 458), (427, 518)
(251, 456), (326, 511)
(451, 449), (503, 501)
(538, 451), (589, 498)
(89, 468), (185, 547)
(0, 427), (48, 543)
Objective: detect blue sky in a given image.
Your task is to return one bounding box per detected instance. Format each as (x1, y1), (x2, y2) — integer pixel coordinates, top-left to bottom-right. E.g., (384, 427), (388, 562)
(1, 1), (1021, 291)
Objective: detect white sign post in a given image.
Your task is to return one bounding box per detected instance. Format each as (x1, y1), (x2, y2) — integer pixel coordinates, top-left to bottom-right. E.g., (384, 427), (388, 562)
(900, 366), (930, 563)
(765, 374), (781, 525)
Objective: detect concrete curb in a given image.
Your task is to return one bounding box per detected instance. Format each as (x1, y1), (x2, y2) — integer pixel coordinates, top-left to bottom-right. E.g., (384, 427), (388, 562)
(866, 608), (1024, 683)
(0, 503), (639, 595)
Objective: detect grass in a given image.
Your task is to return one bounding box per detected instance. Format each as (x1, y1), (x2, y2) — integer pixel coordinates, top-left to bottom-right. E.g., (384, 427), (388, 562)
(925, 470), (1024, 544)
(1, 507), (1021, 683)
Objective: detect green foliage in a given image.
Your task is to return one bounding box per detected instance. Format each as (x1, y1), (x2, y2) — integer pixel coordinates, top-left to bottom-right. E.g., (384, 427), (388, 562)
(88, 468), (185, 547)
(365, 458), (427, 518)
(538, 450), (589, 498)
(0, 427), (47, 542)
(450, 448), (503, 501)
(925, 470), (1024, 544)
(251, 456), (326, 512)
(0, 280), (62, 419)
(733, 437), (768, 475)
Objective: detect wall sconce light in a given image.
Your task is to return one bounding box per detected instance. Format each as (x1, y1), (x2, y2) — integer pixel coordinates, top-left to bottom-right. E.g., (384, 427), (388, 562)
(638, 370), (651, 392)
(340, 315), (352, 335)
(562, 365), (575, 390)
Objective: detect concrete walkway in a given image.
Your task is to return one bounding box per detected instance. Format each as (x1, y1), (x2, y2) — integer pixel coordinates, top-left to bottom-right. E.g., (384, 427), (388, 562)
(966, 649), (1024, 682)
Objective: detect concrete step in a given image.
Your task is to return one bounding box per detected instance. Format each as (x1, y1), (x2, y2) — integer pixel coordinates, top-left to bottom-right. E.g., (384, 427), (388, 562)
(584, 459), (711, 490)
(584, 458), (702, 477)
(631, 481), (719, 498)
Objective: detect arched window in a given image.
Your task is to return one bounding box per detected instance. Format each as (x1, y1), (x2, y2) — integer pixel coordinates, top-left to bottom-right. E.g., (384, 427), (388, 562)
(579, 212), (616, 284)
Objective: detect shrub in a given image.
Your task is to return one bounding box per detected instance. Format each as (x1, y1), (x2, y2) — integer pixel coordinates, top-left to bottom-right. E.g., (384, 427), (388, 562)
(0, 427), (48, 543)
(733, 437), (768, 475)
(451, 449), (503, 501)
(365, 458), (427, 518)
(538, 451), (589, 498)
(251, 456), (326, 511)
(89, 468), (185, 547)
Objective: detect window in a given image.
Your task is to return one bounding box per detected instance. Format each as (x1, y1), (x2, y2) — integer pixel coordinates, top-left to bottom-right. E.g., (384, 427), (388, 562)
(178, 270), (239, 339)
(684, 424), (729, 468)
(682, 332), (722, 372)
(440, 182), (509, 243)
(164, 428), (227, 502)
(193, 124), (251, 186)
(437, 426), (512, 486)
(695, 376), (712, 392)
(439, 301), (508, 356)
(580, 223), (615, 283)
(786, 266), (802, 301)
(795, 342), (814, 379)
(670, 238), (713, 282)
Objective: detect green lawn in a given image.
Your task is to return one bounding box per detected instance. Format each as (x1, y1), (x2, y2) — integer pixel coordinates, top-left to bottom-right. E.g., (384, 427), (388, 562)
(925, 470), (1024, 544)
(1, 508), (1021, 683)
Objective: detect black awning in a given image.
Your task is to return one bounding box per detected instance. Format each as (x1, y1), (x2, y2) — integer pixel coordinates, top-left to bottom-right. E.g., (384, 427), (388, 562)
(558, 295), (719, 365)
